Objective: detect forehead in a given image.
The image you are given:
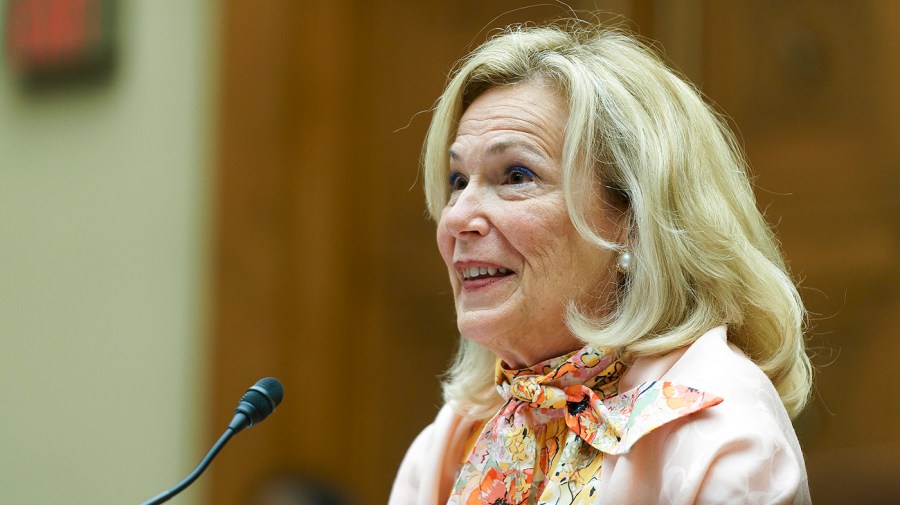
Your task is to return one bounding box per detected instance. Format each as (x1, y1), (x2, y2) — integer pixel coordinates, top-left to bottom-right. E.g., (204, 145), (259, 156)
(451, 83), (567, 157)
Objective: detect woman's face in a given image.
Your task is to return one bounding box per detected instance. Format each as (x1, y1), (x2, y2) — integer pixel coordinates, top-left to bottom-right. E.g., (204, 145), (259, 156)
(437, 83), (625, 369)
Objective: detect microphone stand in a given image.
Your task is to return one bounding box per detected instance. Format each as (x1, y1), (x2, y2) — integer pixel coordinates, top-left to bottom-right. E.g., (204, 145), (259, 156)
(139, 377), (282, 504)
(139, 428), (235, 505)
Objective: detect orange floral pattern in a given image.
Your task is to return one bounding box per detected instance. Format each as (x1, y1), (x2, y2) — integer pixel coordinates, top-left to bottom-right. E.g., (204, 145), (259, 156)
(447, 345), (723, 504)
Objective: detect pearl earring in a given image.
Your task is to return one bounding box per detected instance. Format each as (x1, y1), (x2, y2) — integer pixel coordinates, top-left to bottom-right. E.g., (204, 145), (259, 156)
(616, 251), (634, 273)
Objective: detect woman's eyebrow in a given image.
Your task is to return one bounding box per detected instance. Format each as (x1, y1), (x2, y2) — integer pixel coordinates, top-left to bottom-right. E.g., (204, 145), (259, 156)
(486, 140), (549, 160)
(449, 140), (549, 162)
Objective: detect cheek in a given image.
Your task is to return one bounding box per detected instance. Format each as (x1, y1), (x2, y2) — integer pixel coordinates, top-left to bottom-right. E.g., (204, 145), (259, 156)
(567, 234), (619, 307)
(506, 206), (573, 264)
(509, 205), (611, 298)
(435, 218), (454, 268)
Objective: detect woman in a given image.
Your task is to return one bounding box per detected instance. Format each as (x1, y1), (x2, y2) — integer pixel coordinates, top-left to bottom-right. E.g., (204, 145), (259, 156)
(391, 21), (812, 505)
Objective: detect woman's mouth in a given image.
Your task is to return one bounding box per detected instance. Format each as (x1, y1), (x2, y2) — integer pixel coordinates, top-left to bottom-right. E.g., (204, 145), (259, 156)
(461, 266), (512, 280)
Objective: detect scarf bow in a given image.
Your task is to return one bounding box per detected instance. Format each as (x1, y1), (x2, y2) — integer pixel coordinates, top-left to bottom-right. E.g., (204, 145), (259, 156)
(449, 345), (723, 505)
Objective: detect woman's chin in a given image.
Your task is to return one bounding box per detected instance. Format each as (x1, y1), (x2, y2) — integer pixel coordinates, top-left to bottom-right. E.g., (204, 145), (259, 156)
(455, 313), (513, 350)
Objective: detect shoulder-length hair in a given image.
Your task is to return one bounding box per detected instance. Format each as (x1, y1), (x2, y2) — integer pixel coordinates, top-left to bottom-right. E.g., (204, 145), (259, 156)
(422, 22), (812, 420)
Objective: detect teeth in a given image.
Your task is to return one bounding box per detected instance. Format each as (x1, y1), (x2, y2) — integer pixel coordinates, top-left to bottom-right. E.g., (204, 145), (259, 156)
(462, 266), (509, 279)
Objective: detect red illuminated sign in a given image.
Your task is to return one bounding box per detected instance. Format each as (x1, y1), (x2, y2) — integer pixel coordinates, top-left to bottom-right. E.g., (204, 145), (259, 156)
(4, 0), (115, 83)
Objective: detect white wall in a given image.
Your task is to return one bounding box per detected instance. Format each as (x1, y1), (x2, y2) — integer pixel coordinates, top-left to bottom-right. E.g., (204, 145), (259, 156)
(0, 2), (217, 503)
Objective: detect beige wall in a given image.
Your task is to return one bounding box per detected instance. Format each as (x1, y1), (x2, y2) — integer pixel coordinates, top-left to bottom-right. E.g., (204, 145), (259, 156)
(0, 2), (217, 503)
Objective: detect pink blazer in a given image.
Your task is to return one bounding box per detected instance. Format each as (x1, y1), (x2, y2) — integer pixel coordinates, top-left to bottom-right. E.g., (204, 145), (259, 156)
(389, 326), (811, 504)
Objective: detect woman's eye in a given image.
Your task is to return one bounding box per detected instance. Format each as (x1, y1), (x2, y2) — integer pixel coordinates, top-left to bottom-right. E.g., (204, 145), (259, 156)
(504, 166), (537, 185)
(448, 172), (468, 191)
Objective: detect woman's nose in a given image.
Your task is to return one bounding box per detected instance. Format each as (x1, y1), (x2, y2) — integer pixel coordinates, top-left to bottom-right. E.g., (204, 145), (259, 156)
(441, 184), (490, 238)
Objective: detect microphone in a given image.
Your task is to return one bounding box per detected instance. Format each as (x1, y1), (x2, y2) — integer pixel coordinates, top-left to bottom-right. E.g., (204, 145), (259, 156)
(229, 376), (284, 434)
(140, 377), (284, 505)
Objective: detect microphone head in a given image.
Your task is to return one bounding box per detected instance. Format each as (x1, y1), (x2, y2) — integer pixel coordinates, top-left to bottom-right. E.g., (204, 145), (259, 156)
(233, 377), (284, 429)
(252, 377), (284, 408)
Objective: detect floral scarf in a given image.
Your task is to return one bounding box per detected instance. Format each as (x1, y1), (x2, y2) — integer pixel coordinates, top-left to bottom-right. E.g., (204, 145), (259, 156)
(447, 345), (723, 505)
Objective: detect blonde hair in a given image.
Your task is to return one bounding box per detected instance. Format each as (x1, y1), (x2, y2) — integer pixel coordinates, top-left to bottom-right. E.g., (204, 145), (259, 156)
(423, 22), (812, 420)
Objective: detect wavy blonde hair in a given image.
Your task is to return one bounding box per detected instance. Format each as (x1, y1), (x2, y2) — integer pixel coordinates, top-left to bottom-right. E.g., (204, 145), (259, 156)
(423, 22), (812, 420)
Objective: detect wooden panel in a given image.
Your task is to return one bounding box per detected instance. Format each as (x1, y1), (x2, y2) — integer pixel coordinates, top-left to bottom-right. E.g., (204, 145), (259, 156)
(704, 1), (900, 503)
(210, 1), (302, 503)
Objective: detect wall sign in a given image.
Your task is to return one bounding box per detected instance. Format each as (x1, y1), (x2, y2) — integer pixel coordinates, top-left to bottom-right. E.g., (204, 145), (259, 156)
(4, 0), (115, 86)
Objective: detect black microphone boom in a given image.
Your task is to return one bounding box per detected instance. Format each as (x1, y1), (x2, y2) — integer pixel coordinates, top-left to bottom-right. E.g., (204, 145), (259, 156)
(139, 377), (284, 505)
